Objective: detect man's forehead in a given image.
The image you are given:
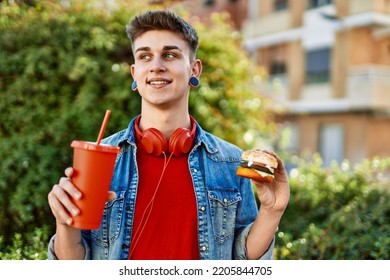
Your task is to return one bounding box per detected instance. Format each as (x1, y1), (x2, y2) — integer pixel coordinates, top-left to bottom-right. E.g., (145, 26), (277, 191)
(134, 45), (183, 54)
(132, 30), (188, 51)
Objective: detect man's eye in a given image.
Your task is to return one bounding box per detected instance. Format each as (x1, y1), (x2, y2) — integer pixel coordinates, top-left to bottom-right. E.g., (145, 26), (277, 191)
(140, 54), (151, 60)
(164, 53), (175, 59)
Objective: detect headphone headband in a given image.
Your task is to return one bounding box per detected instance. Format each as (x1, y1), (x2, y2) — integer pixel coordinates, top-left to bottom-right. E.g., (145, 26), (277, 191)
(134, 116), (196, 156)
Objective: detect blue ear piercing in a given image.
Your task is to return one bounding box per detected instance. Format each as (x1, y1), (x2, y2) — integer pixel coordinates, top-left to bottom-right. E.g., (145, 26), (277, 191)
(189, 77), (200, 88)
(131, 81), (138, 91)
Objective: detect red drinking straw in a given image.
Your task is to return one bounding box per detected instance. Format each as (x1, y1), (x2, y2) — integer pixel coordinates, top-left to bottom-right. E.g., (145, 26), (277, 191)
(96, 110), (111, 145)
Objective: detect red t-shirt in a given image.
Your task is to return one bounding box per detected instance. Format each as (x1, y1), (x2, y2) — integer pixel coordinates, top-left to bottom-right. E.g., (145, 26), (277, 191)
(128, 142), (200, 260)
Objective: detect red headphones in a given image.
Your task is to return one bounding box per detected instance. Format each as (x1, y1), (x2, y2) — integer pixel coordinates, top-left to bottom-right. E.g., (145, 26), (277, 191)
(134, 115), (196, 156)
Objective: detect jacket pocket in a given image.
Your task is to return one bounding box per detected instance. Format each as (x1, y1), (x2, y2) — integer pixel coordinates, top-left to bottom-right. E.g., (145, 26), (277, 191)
(92, 190), (126, 246)
(208, 189), (242, 243)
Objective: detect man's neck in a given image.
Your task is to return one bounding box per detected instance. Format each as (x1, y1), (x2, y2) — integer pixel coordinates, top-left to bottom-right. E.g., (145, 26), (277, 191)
(139, 108), (191, 139)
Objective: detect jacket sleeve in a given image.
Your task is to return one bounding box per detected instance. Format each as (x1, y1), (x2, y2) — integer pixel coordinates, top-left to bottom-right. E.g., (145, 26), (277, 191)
(233, 223), (275, 260)
(232, 174), (275, 260)
(47, 234), (92, 260)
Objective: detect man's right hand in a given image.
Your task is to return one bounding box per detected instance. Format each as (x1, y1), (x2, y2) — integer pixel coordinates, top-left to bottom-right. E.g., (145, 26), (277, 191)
(48, 167), (117, 226)
(48, 167), (117, 259)
(48, 167), (82, 226)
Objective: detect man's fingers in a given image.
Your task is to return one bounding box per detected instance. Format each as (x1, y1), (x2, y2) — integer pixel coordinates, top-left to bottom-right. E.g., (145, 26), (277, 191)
(48, 184), (77, 225)
(261, 150), (288, 178)
(107, 191), (117, 202)
(65, 167), (74, 178)
(59, 177), (82, 201)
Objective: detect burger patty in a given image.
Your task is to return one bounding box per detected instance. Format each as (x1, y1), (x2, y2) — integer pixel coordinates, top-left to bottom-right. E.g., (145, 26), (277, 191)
(240, 161), (274, 175)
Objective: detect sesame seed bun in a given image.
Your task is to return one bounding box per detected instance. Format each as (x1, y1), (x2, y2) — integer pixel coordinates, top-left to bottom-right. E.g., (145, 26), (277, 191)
(236, 149), (278, 182)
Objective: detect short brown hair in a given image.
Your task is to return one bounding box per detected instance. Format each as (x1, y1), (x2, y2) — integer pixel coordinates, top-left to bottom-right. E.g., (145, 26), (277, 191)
(126, 10), (199, 60)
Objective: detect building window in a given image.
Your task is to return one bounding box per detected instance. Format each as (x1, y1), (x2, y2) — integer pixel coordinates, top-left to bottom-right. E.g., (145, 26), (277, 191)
(319, 123), (344, 167)
(204, 0), (215, 7)
(270, 61), (286, 75)
(305, 48), (331, 84)
(307, 0), (333, 9)
(274, 0), (288, 11)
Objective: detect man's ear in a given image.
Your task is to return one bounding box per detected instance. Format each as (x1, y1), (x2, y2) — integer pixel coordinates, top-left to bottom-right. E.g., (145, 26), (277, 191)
(130, 64), (138, 92)
(192, 59), (202, 78)
(130, 64), (135, 78)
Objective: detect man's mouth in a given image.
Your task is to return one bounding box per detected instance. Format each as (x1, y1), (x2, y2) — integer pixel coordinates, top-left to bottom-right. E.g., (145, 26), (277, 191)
(149, 80), (169, 85)
(147, 79), (172, 86)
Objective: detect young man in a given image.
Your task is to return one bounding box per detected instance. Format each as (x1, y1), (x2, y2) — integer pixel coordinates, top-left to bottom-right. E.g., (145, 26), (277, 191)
(47, 10), (290, 260)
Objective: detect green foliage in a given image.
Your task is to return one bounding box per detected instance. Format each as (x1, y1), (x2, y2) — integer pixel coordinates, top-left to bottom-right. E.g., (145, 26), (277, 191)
(0, 0), (272, 254)
(0, 226), (49, 260)
(275, 155), (390, 259)
(0, 0), (140, 245)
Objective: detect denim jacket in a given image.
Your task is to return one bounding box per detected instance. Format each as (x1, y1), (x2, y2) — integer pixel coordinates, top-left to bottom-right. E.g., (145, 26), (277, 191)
(48, 116), (274, 260)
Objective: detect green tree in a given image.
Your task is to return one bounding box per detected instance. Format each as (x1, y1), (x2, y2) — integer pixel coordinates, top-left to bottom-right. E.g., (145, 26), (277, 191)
(0, 0), (273, 253)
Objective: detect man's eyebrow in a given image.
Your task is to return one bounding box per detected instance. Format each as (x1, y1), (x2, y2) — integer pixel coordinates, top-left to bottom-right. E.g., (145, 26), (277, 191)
(134, 46), (150, 53)
(134, 45), (183, 54)
(162, 45), (182, 52)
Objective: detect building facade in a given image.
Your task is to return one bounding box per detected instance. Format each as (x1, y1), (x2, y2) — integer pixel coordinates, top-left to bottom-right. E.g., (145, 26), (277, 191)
(148, 0), (248, 29)
(242, 0), (390, 166)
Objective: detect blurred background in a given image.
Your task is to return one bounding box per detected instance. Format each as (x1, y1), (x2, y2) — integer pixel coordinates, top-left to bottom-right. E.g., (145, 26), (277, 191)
(174, 0), (390, 170)
(0, 0), (389, 259)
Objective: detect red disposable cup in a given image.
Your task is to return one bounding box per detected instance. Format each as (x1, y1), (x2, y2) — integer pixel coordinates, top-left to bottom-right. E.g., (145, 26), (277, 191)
(70, 140), (121, 230)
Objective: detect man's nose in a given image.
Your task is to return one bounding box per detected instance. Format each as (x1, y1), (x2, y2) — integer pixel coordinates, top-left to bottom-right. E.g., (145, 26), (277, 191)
(149, 58), (166, 72)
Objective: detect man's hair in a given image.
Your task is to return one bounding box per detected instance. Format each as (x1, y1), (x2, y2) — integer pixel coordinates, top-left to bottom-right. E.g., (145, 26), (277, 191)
(126, 10), (199, 59)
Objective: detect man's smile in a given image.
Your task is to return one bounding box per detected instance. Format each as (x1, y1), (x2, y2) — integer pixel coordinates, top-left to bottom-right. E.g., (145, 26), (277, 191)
(147, 78), (172, 87)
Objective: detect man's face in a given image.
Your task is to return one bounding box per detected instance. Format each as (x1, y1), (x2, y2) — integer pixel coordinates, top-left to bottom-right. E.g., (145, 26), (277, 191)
(131, 30), (201, 109)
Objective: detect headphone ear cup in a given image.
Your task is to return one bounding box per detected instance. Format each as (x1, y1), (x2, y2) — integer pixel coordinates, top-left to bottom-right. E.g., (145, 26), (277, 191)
(141, 128), (168, 156)
(169, 128), (193, 156)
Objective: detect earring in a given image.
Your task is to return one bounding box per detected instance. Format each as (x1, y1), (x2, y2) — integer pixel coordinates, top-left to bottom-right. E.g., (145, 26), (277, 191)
(131, 81), (138, 91)
(189, 77), (200, 88)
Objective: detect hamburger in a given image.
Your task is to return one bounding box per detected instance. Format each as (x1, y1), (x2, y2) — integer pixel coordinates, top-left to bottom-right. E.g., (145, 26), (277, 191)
(236, 149), (278, 182)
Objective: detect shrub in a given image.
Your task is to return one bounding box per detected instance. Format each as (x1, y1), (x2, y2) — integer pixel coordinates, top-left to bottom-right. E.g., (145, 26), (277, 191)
(275, 155), (390, 259)
(0, 226), (49, 260)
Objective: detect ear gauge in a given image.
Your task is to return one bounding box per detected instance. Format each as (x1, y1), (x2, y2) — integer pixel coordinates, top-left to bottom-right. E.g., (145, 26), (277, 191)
(131, 81), (138, 91)
(189, 77), (200, 88)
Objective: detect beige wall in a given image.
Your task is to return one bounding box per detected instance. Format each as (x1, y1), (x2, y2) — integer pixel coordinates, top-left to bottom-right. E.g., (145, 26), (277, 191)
(332, 0), (390, 70)
(375, 0), (390, 13)
(289, 113), (390, 164)
(259, 0), (273, 17)
(335, 0), (390, 17)
(288, 40), (304, 100)
(332, 30), (349, 98)
(289, 0), (305, 27)
(374, 37), (390, 65)
(349, 0), (390, 14)
(367, 117), (390, 158)
(348, 28), (376, 65)
(335, 0), (350, 17)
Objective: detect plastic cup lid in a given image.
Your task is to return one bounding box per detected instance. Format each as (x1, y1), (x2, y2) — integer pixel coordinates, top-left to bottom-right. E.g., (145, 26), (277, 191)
(71, 140), (121, 153)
